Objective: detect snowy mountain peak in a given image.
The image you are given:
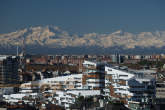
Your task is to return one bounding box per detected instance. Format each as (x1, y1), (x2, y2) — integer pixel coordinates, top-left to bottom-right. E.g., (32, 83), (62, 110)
(0, 25), (165, 54)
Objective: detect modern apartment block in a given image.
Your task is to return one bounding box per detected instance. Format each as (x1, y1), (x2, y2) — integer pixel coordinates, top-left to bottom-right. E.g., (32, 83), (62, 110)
(104, 66), (156, 107)
(104, 66), (134, 105)
(40, 74), (84, 91)
(82, 60), (105, 91)
(18, 73), (101, 109)
(156, 81), (165, 104)
(53, 90), (100, 109)
(20, 71), (104, 93)
(128, 72), (155, 105)
(0, 56), (19, 84)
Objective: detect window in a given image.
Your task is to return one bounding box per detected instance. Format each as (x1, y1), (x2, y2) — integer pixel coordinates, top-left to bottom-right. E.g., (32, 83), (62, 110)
(119, 75), (128, 77)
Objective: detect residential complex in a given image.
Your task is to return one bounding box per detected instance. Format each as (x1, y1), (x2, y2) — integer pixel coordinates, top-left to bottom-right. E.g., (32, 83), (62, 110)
(0, 54), (165, 110)
(156, 81), (165, 104)
(105, 66), (156, 108)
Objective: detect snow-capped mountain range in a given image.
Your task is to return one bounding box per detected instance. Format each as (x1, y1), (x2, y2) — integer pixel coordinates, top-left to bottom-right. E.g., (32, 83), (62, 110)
(0, 25), (165, 54)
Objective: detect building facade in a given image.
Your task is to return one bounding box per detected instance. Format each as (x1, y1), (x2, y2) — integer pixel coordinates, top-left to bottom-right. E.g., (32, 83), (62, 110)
(0, 56), (19, 84)
(104, 66), (156, 108)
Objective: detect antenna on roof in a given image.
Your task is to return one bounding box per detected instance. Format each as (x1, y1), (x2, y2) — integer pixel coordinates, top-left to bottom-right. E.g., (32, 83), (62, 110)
(19, 37), (26, 74)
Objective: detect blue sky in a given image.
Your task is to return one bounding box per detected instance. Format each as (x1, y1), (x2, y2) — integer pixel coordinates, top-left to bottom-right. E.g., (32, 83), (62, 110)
(0, 0), (165, 34)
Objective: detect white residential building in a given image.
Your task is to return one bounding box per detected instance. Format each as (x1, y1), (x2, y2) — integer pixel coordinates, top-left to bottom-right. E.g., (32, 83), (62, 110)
(105, 66), (134, 104)
(104, 66), (156, 107)
(54, 90), (101, 109)
(82, 60), (105, 90)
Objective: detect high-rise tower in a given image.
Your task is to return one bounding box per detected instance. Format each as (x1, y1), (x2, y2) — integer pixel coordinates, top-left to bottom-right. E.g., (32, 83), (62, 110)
(0, 56), (19, 84)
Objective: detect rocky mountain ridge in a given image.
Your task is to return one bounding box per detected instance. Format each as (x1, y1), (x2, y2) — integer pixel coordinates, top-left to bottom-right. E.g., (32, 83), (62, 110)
(0, 25), (165, 54)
